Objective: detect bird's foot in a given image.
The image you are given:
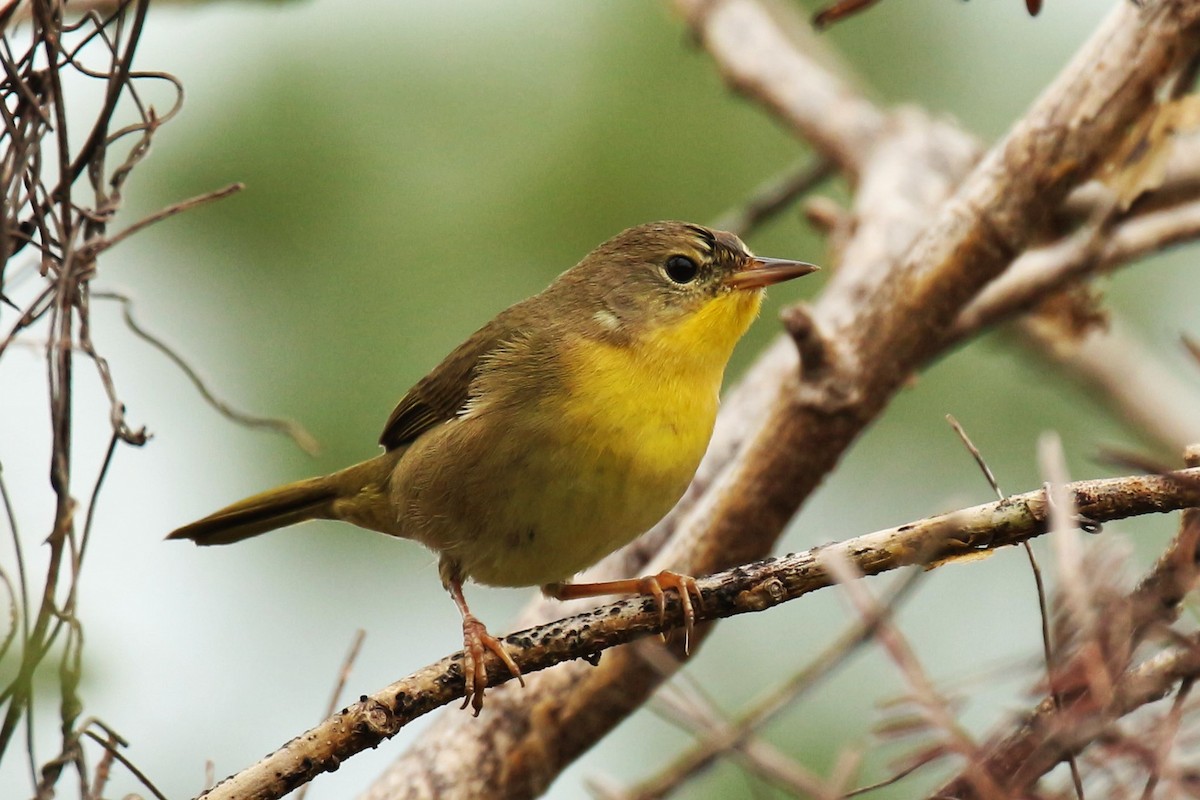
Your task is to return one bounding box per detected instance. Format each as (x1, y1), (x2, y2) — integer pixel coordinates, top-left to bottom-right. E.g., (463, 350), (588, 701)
(544, 570), (705, 652)
(460, 613), (523, 715)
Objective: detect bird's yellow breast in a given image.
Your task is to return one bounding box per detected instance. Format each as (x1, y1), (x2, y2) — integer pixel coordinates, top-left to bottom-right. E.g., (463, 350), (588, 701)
(562, 288), (763, 479)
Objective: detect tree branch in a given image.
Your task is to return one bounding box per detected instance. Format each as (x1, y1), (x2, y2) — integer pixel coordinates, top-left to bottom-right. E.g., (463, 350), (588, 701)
(936, 482), (1200, 799)
(197, 468), (1200, 800)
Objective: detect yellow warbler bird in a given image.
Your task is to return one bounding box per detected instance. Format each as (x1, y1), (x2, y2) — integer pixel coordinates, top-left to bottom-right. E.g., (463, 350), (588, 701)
(168, 221), (817, 711)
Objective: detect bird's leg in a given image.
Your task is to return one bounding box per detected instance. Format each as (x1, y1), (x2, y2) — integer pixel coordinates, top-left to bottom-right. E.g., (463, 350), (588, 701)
(542, 571), (705, 652)
(445, 573), (523, 715)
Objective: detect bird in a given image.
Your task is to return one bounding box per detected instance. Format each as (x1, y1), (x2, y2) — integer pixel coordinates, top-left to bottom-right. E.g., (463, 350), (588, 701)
(168, 221), (818, 712)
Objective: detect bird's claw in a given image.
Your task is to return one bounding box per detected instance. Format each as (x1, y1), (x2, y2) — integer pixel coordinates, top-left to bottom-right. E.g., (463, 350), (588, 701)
(640, 571), (704, 653)
(460, 614), (523, 715)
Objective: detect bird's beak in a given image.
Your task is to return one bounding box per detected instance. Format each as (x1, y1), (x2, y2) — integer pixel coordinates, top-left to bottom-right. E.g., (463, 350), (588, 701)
(725, 256), (820, 290)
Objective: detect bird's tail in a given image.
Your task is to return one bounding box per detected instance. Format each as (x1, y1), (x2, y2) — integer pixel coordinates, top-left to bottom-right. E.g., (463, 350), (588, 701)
(166, 451), (402, 545)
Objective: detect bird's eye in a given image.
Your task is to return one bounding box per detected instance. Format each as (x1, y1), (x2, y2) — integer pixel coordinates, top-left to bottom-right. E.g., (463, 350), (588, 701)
(664, 255), (699, 284)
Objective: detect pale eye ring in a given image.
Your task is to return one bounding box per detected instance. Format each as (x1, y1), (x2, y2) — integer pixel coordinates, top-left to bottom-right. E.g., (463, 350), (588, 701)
(664, 255), (699, 284)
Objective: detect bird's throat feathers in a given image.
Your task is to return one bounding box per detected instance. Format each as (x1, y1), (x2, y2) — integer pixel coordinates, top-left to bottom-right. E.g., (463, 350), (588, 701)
(565, 287), (763, 428)
(584, 285), (764, 383)
(644, 286), (764, 369)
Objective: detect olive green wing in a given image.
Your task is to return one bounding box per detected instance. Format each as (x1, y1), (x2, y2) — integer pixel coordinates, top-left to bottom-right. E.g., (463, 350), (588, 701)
(379, 303), (527, 450)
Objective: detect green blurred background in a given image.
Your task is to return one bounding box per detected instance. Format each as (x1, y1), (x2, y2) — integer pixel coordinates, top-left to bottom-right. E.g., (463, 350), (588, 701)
(4, 0), (1199, 798)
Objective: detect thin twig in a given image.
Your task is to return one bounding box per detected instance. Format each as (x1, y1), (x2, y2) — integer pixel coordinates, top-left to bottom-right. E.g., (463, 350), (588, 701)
(78, 285), (148, 445)
(0, 459), (28, 646)
(0, 4), (204, 794)
(935, 632), (1200, 799)
(80, 182), (243, 259)
(91, 290), (320, 455)
(934, 453), (1200, 798)
(295, 629), (366, 800)
(948, 415), (1085, 797)
(642, 651), (832, 798)
(842, 757), (929, 798)
(821, 548), (999, 799)
(954, 195), (1200, 344)
(1140, 677), (1193, 799)
(1015, 316), (1200, 456)
(712, 157), (837, 239)
(945, 415), (1004, 500)
(82, 728), (169, 800)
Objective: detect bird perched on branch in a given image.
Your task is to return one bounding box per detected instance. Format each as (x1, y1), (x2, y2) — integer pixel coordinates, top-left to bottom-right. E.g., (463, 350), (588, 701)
(168, 220), (818, 712)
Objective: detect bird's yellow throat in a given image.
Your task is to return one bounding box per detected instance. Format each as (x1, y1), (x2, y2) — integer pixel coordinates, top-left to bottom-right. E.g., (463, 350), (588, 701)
(561, 287), (763, 479)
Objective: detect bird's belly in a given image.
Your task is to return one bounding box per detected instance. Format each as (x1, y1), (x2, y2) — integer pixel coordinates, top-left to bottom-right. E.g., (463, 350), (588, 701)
(394, 372), (718, 588)
(472, 425), (703, 586)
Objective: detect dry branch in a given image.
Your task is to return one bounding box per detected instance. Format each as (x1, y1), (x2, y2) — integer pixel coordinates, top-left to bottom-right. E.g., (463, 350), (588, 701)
(198, 468), (1200, 800)
(936, 495), (1200, 799)
(0, 3), (240, 796)
(938, 632), (1200, 800)
(1014, 318), (1200, 455)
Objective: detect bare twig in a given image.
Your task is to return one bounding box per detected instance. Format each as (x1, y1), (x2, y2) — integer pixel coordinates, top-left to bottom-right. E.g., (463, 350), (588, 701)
(946, 415), (1004, 500)
(822, 549), (999, 798)
(948, 417), (1085, 797)
(843, 758), (931, 798)
(0, 459), (27, 647)
(954, 196), (1200, 341)
(1040, 434), (1090, 799)
(712, 157), (837, 238)
(934, 451), (1200, 797)
(91, 290), (320, 455)
(1140, 677), (1193, 799)
(295, 630), (366, 800)
(640, 652), (832, 798)
(80, 182), (243, 260)
(0, 2), (239, 795)
(935, 632), (1200, 800)
(82, 726), (170, 800)
(1015, 317), (1200, 455)
(675, 0), (886, 176)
